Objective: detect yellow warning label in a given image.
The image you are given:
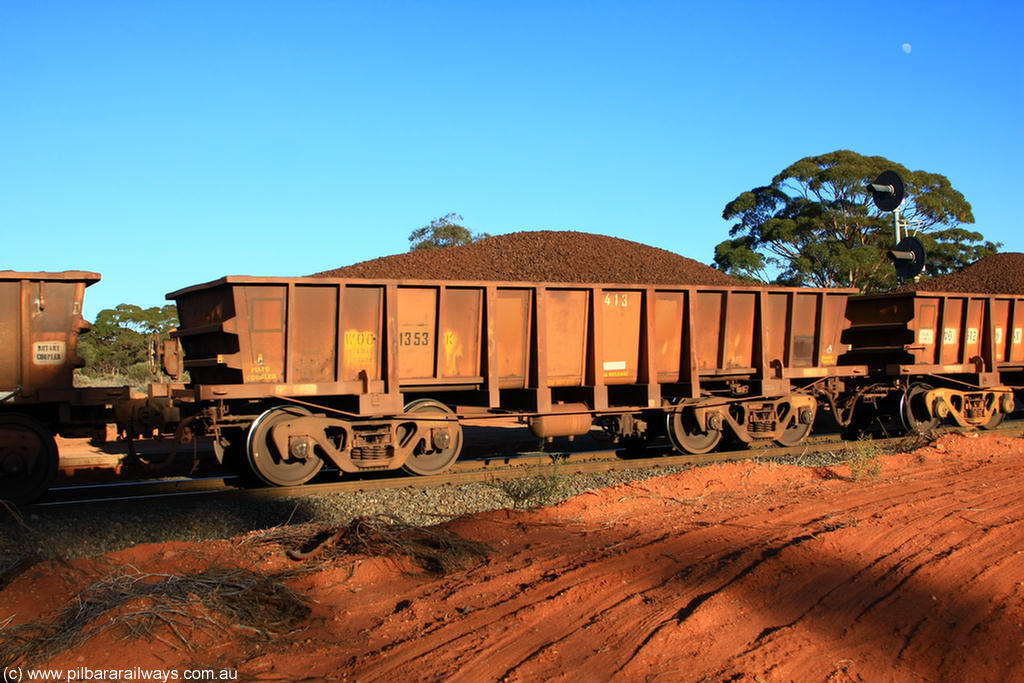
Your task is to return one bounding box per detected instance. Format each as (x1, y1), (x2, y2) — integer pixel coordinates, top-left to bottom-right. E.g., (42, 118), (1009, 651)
(443, 330), (463, 376)
(344, 329), (377, 369)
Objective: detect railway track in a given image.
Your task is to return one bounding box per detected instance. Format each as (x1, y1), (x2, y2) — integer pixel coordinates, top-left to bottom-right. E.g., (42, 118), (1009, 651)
(36, 422), (1024, 506)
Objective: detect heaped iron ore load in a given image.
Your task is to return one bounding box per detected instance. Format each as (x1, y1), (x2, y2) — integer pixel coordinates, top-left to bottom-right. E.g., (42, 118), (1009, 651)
(0, 271), (128, 502)
(168, 272), (858, 486)
(314, 230), (743, 286)
(902, 253), (1024, 295)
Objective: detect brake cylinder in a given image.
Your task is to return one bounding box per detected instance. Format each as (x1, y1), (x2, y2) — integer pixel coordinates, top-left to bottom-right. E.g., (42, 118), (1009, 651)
(528, 402), (592, 438)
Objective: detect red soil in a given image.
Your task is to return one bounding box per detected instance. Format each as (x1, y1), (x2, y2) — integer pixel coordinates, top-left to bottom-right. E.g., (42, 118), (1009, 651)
(4, 432), (1023, 683)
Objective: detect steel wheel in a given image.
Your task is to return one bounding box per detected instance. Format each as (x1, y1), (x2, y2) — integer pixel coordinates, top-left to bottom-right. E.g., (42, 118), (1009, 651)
(900, 383), (940, 434)
(400, 399), (462, 475)
(0, 414), (59, 505)
(666, 408), (722, 455)
(775, 402), (814, 447)
(982, 412), (1005, 429)
(246, 406), (323, 486)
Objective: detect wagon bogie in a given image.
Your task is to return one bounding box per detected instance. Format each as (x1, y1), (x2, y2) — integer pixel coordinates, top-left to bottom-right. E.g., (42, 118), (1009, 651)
(232, 396), (466, 484)
(900, 383), (1013, 433)
(664, 393), (817, 453)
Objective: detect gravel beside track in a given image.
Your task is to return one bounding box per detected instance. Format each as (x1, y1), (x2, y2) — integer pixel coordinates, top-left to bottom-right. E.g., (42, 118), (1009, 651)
(1, 444), (859, 563)
(2, 466), (703, 561)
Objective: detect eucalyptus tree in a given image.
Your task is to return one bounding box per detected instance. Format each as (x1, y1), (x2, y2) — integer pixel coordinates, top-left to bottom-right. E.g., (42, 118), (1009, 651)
(713, 150), (999, 291)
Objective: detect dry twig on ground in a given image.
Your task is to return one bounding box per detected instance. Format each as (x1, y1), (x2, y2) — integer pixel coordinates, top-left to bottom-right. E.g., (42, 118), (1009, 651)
(284, 514), (492, 576)
(0, 564), (309, 667)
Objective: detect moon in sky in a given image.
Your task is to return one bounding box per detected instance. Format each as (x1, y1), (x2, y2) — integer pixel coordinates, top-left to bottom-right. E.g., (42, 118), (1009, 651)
(902, 43), (912, 54)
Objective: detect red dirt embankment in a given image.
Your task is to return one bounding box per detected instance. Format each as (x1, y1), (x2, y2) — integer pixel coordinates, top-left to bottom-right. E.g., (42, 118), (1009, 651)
(4, 433), (1023, 683)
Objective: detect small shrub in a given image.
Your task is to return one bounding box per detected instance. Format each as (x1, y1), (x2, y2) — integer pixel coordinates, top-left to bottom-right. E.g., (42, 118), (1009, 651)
(848, 436), (883, 481)
(487, 467), (566, 509)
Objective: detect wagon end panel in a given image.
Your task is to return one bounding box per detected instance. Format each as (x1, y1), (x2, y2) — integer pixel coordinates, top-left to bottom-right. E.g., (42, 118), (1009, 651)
(171, 282), (244, 385)
(0, 272), (98, 400)
(839, 294), (915, 370)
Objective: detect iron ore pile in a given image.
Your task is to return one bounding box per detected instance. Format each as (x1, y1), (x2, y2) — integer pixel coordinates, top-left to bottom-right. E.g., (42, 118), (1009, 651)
(314, 230), (741, 286)
(904, 252), (1024, 294)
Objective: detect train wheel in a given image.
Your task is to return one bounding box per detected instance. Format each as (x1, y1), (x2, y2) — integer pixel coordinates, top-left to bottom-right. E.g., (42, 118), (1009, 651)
(775, 402), (814, 447)
(900, 384), (940, 434)
(666, 408), (722, 455)
(246, 406), (323, 487)
(982, 412), (1005, 429)
(775, 421), (812, 447)
(0, 414), (59, 505)
(400, 399), (463, 475)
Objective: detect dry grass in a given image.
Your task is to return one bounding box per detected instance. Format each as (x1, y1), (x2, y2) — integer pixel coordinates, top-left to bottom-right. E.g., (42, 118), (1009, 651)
(0, 501), (75, 592)
(253, 514), (492, 576)
(0, 564), (309, 667)
(486, 467), (567, 509)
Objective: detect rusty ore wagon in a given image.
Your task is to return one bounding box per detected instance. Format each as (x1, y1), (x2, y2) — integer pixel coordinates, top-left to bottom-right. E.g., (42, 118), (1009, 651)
(839, 290), (1023, 432)
(0, 271), (128, 502)
(166, 275), (862, 486)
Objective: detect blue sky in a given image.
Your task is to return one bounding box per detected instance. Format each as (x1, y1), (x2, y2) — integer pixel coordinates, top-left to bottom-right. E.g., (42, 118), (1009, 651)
(2, 1), (1021, 319)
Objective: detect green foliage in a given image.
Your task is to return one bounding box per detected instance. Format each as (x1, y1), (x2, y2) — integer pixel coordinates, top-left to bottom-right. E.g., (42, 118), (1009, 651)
(714, 150), (1000, 291)
(848, 436), (883, 481)
(487, 468), (566, 509)
(408, 213), (490, 251)
(77, 304), (179, 378)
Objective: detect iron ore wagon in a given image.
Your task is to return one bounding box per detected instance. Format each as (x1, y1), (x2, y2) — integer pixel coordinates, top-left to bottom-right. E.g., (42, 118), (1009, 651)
(166, 275), (861, 486)
(0, 271), (128, 502)
(838, 289), (1022, 432)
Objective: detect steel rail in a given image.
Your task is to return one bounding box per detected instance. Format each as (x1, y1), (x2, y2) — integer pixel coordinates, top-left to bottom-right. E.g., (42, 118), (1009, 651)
(35, 422), (1024, 507)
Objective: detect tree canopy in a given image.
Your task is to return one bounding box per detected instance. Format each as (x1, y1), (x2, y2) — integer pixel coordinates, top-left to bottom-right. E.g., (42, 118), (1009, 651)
(78, 304), (179, 380)
(408, 213), (489, 251)
(713, 150), (1000, 291)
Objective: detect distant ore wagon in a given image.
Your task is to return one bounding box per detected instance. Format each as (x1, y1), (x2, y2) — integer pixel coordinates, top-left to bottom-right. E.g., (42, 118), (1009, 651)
(0, 271), (128, 502)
